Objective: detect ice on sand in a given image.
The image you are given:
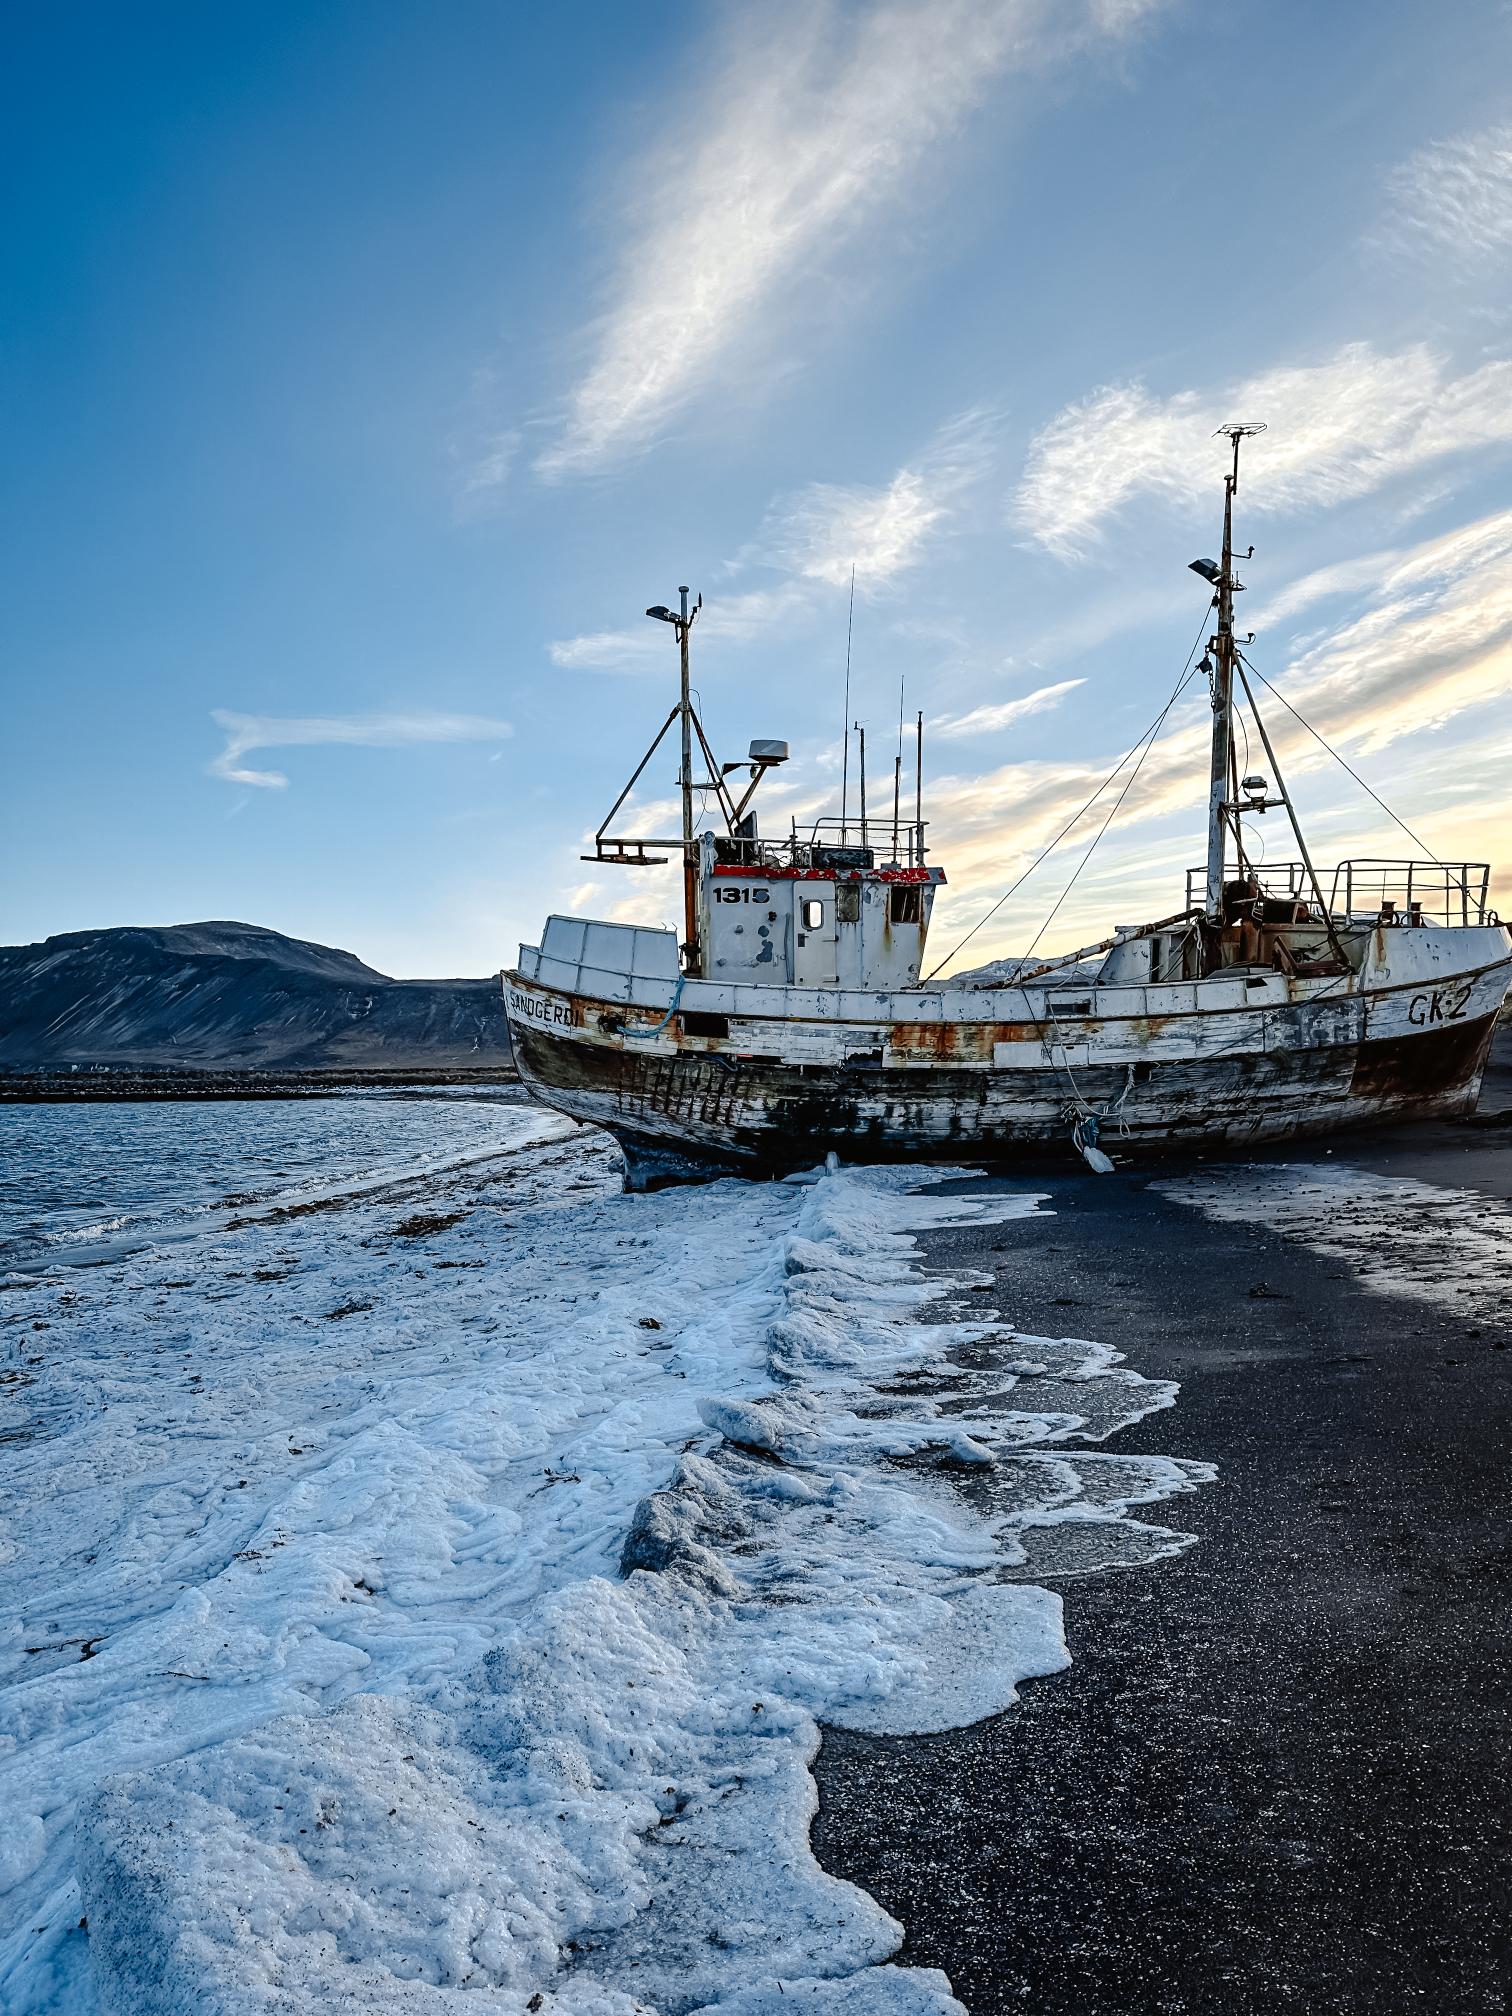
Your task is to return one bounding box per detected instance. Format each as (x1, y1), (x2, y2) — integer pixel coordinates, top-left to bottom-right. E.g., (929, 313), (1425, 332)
(1, 1113), (1208, 2012)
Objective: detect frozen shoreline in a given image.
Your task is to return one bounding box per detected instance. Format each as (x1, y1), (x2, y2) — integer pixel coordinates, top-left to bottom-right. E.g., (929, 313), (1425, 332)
(1, 1110), (1211, 2013)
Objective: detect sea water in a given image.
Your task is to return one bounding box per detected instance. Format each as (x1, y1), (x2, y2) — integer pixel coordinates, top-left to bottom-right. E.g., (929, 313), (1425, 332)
(0, 1089), (528, 1271)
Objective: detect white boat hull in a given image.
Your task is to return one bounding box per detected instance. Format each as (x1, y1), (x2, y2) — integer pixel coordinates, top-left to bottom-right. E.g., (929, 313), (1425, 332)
(504, 925), (1512, 1174)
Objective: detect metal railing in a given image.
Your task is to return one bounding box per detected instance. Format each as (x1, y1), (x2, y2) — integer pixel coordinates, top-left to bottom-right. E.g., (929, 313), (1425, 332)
(1329, 859), (1492, 927)
(797, 817), (929, 868)
(1183, 861), (1316, 916)
(711, 817), (929, 874)
(1183, 858), (1494, 926)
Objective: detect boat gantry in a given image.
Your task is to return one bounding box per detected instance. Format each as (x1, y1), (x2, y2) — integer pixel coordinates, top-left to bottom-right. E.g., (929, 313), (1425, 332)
(504, 431), (1512, 1184)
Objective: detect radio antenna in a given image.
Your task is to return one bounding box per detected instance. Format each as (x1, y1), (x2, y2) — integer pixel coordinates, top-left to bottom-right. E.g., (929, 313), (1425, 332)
(840, 565), (855, 834)
(892, 673), (904, 861)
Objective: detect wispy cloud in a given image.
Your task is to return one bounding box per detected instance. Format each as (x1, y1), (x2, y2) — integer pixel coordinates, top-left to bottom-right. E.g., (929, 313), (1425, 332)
(550, 408), (1000, 668)
(1262, 507), (1512, 758)
(1013, 343), (1512, 558)
(457, 428), (521, 510)
(754, 406), (1000, 589)
(931, 677), (1084, 739)
(548, 585), (806, 671)
(208, 711), (514, 790)
(1255, 550), (1407, 628)
(1382, 121), (1512, 260)
(535, 0), (1168, 478)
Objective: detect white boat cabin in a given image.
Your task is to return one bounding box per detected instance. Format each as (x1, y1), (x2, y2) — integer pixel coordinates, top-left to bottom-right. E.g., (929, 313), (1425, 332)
(696, 830), (944, 990)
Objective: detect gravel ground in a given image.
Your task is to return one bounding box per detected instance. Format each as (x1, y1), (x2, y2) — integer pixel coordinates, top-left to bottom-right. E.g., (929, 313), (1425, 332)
(813, 1040), (1512, 2015)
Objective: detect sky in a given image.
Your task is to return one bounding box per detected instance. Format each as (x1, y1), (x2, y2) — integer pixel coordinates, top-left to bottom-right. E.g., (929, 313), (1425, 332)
(5, 0), (1512, 978)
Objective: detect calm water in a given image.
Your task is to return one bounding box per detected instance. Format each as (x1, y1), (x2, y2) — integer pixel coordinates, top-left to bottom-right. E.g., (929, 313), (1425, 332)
(0, 1089), (530, 1270)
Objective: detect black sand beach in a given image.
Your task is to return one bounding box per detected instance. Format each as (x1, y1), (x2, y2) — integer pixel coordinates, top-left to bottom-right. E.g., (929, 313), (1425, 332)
(814, 1038), (1512, 2014)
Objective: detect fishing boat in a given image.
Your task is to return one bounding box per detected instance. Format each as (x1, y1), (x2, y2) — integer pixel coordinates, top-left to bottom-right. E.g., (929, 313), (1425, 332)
(504, 428), (1511, 1182)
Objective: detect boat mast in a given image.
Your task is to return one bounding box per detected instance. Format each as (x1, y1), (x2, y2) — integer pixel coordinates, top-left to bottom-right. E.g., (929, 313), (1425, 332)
(1203, 424), (1263, 924)
(676, 585), (698, 973)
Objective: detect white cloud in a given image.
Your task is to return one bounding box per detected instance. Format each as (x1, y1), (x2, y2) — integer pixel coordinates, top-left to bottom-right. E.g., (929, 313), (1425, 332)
(1263, 508), (1512, 758)
(550, 408), (999, 669)
(931, 677), (1084, 739)
(536, 0), (1167, 478)
(547, 628), (665, 673)
(755, 406), (999, 589)
(1383, 121), (1512, 260)
(459, 429), (521, 504)
(548, 585), (806, 671)
(1257, 551), (1406, 627)
(208, 711), (514, 790)
(1013, 343), (1512, 558)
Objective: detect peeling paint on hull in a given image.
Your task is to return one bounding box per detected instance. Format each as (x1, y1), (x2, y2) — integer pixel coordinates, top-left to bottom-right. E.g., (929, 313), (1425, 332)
(507, 980), (1507, 1174)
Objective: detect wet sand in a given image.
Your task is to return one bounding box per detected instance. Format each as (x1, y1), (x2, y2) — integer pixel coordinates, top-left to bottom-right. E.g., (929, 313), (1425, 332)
(813, 1035), (1512, 2014)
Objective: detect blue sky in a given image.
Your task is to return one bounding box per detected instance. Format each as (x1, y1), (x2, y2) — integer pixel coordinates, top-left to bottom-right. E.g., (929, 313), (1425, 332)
(6, 0), (1512, 976)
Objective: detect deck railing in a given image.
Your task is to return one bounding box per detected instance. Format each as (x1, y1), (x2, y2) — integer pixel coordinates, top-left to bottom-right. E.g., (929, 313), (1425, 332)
(1183, 861), (1316, 916)
(797, 817), (929, 868)
(713, 817), (929, 873)
(1183, 859), (1494, 927)
(1329, 859), (1492, 927)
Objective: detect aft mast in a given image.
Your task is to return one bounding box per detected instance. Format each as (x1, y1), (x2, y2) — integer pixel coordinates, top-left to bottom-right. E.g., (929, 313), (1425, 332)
(1191, 427), (1349, 975)
(1201, 422), (1264, 925)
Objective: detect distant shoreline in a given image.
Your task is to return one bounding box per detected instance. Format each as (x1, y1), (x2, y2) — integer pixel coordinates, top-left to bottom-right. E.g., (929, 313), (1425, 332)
(0, 1066), (518, 1104)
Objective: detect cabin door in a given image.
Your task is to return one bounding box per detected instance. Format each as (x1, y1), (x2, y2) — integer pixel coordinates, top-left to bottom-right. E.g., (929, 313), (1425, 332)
(792, 883), (838, 986)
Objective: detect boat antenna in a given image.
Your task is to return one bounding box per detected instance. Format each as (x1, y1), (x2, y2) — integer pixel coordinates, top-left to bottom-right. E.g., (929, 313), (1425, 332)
(915, 708), (923, 860)
(856, 721), (867, 839)
(892, 674), (904, 862)
(841, 565), (855, 837)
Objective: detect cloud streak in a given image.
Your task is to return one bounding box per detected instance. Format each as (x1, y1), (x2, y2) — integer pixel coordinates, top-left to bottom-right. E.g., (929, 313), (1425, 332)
(1382, 121), (1512, 261)
(753, 406), (1000, 590)
(548, 585), (807, 671)
(208, 711), (514, 790)
(1013, 343), (1512, 558)
(549, 408), (1000, 668)
(536, 0), (1167, 478)
(931, 678), (1084, 739)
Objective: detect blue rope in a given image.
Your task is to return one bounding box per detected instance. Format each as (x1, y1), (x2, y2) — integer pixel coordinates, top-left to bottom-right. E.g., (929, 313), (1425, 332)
(623, 972), (686, 1040)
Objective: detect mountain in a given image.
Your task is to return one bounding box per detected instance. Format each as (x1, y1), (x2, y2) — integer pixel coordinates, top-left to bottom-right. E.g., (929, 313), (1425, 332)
(950, 953), (1102, 988)
(0, 922), (512, 1071)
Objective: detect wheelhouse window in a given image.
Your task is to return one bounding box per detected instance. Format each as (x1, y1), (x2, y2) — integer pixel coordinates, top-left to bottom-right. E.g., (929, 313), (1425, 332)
(802, 899), (825, 931)
(888, 885), (922, 925)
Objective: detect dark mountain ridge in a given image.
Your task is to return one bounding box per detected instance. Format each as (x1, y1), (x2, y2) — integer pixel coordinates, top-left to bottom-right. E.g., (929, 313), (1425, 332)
(0, 921), (512, 1070)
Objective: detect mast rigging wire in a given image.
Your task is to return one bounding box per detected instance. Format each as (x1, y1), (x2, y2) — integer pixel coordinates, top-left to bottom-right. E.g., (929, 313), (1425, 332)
(1236, 651), (1446, 868)
(924, 612), (1212, 982)
(1016, 658), (1203, 970)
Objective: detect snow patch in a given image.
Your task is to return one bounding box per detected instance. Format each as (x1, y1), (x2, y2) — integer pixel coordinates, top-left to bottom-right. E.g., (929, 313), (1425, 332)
(1156, 1161), (1512, 1326)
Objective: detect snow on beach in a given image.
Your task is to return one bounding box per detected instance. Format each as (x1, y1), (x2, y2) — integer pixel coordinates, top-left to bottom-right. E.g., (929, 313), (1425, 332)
(2, 1101), (1212, 2013)
(1158, 1161), (1512, 1326)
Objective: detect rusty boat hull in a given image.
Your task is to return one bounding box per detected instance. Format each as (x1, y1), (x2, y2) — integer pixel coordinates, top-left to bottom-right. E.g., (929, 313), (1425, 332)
(504, 933), (1512, 1177)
